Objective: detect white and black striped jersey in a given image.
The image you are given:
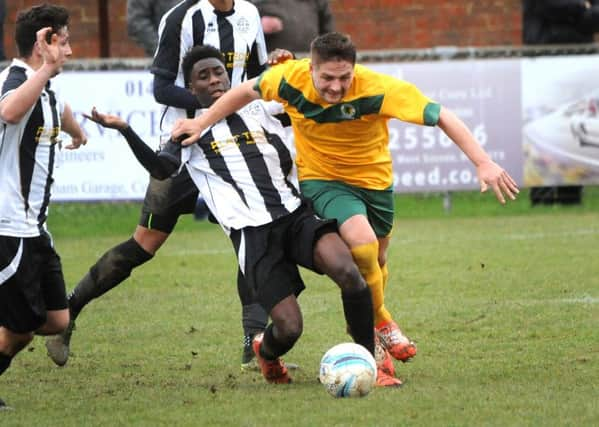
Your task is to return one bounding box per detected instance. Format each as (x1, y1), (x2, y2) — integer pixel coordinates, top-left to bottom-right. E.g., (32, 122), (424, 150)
(182, 100), (300, 232)
(152, 0), (267, 126)
(0, 59), (64, 238)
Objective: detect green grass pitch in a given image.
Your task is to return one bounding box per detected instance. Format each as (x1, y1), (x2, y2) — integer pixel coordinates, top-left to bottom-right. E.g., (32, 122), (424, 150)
(2, 189), (598, 426)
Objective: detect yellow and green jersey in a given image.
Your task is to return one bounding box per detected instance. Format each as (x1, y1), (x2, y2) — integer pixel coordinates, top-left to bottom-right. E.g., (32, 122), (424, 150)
(254, 58), (441, 190)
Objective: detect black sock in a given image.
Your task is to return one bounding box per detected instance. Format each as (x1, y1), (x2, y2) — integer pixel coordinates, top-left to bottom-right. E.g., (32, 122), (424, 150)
(237, 268), (268, 338)
(69, 237), (153, 318)
(241, 303), (268, 337)
(342, 287), (375, 356)
(260, 324), (296, 360)
(0, 353), (12, 376)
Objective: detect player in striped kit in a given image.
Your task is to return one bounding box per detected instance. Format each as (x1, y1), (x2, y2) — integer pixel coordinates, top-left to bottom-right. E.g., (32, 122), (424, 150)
(172, 32), (520, 386)
(152, 0), (268, 125)
(0, 4), (87, 409)
(82, 44), (375, 384)
(46, 0), (273, 370)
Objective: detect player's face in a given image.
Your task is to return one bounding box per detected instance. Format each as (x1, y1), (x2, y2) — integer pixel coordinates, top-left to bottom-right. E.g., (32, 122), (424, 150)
(189, 58), (231, 107)
(52, 27), (72, 76)
(310, 59), (354, 104)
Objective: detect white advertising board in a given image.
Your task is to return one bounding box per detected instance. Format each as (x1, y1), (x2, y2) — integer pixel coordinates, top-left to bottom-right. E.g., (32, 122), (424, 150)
(48, 56), (599, 201)
(51, 71), (163, 201)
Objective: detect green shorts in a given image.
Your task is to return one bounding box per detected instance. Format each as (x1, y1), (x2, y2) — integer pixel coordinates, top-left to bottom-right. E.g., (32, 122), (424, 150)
(300, 179), (394, 237)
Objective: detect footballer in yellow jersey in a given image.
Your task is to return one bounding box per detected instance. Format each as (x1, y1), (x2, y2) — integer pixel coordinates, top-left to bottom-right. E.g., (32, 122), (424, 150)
(172, 32), (519, 388)
(254, 58), (441, 190)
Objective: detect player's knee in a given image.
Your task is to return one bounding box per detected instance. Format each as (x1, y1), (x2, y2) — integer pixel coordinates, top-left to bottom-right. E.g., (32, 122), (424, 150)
(276, 316), (303, 344)
(331, 260), (365, 293)
(285, 321), (303, 344)
(0, 329), (34, 356)
(43, 310), (70, 334)
(378, 252), (388, 267)
(13, 333), (34, 354)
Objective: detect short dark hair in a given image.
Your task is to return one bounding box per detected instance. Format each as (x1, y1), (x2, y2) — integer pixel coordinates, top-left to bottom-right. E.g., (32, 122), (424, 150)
(182, 45), (226, 87)
(310, 32), (356, 66)
(15, 4), (70, 58)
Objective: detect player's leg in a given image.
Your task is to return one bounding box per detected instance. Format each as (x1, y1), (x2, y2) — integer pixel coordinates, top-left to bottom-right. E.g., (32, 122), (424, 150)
(301, 180), (393, 329)
(0, 327), (34, 371)
(252, 295), (300, 384)
(70, 225), (164, 320)
(312, 231), (375, 356)
(300, 181), (406, 385)
(237, 269), (269, 371)
(231, 223), (305, 384)
(0, 326), (35, 409)
(36, 309), (69, 335)
(45, 175), (187, 366)
(288, 202), (400, 386)
(339, 215), (391, 321)
(44, 226), (161, 366)
(375, 234), (417, 362)
(366, 193), (417, 363)
(0, 234), (65, 407)
(0, 235), (40, 360)
(284, 203), (376, 359)
(69, 174), (188, 321)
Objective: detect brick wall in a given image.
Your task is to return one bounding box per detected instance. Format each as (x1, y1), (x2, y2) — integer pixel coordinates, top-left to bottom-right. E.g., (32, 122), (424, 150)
(330, 0), (522, 48)
(3, 0), (522, 59)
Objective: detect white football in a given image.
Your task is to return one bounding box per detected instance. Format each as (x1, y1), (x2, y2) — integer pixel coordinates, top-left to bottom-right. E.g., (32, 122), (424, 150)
(319, 342), (377, 398)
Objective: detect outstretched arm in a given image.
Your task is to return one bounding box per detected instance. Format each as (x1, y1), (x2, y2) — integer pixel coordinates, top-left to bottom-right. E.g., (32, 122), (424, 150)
(84, 107), (180, 179)
(171, 79), (261, 145)
(437, 106), (519, 204)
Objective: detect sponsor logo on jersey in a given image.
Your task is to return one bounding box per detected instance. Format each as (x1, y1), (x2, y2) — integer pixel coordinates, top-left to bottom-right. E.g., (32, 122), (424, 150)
(35, 126), (61, 144)
(340, 104), (357, 119)
(237, 17), (250, 33)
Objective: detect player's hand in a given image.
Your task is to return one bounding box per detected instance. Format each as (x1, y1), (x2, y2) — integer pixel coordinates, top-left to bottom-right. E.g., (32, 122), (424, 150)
(171, 118), (204, 146)
(64, 133), (87, 150)
(268, 48), (294, 66)
(477, 160), (519, 204)
(83, 107), (128, 130)
(261, 16), (283, 34)
(36, 27), (66, 72)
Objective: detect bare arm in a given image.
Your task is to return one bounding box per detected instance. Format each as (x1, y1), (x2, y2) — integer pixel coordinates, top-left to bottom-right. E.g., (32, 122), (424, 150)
(61, 103), (87, 149)
(171, 79), (261, 146)
(437, 106), (519, 204)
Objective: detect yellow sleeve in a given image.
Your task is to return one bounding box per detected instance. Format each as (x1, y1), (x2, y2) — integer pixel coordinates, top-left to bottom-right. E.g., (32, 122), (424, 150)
(253, 61), (294, 103)
(380, 77), (441, 126)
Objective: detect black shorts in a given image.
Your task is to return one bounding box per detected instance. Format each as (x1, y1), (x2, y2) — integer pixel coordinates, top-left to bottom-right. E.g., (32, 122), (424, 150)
(0, 233), (67, 333)
(230, 202), (337, 313)
(139, 167), (199, 233)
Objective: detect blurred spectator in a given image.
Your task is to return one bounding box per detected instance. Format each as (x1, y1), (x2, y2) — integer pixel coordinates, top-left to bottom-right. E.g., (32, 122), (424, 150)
(523, 0), (599, 44)
(522, 0), (599, 205)
(250, 0), (333, 53)
(127, 0), (179, 56)
(0, 0), (5, 60)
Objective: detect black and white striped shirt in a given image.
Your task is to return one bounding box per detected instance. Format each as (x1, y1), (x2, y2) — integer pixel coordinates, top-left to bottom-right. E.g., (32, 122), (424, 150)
(152, 0), (267, 126)
(0, 59), (64, 238)
(182, 101), (300, 231)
